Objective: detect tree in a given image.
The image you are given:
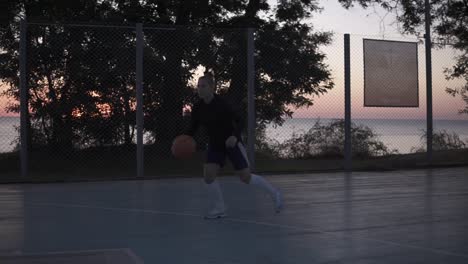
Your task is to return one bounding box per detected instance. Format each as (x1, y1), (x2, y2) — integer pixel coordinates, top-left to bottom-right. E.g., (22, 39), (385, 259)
(0, 0), (334, 155)
(338, 0), (468, 115)
(1, 1), (137, 151)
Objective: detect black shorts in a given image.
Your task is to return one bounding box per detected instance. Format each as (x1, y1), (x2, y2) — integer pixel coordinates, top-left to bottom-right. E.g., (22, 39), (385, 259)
(206, 142), (250, 170)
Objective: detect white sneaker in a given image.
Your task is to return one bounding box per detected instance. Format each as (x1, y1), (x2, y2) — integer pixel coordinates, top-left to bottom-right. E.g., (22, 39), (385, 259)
(274, 190), (283, 213)
(204, 206), (227, 219)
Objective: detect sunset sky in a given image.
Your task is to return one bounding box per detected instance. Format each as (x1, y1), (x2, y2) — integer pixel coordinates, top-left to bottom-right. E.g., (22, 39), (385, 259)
(293, 0), (467, 120)
(1, 0), (466, 120)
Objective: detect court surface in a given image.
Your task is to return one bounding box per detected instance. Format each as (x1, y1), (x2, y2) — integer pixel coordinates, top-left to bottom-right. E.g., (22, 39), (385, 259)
(1, 167), (467, 263)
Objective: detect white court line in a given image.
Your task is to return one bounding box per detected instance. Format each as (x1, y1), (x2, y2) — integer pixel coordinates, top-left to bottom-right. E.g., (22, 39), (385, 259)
(30, 202), (468, 259)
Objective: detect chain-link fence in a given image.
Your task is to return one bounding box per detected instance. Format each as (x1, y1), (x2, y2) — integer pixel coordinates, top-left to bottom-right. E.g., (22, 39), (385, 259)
(431, 44), (468, 164)
(0, 23), (21, 180)
(254, 30), (344, 172)
(22, 23), (137, 179)
(349, 35), (467, 170)
(1, 22), (467, 181)
(142, 27), (249, 177)
(254, 33), (468, 172)
(349, 35), (427, 170)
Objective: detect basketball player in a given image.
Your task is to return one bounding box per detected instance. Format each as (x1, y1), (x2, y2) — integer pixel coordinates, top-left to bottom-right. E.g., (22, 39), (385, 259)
(185, 72), (283, 219)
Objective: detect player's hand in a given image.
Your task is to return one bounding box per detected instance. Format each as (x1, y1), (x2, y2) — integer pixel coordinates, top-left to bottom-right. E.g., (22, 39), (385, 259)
(225, 136), (237, 148)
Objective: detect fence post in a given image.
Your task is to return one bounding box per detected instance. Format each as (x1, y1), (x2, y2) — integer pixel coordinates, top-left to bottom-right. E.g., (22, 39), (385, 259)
(424, 0), (433, 165)
(136, 23), (144, 178)
(247, 28), (256, 170)
(344, 34), (352, 172)
(20, 19), (28, 178)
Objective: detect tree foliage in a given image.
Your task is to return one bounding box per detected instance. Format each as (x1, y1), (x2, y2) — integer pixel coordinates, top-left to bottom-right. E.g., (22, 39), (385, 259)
(0, 0), (334, 154)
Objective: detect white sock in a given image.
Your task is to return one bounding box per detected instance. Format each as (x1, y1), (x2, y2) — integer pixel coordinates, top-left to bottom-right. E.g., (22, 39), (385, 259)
(250, 174), (277, 197)
(205, 180), (225, 210)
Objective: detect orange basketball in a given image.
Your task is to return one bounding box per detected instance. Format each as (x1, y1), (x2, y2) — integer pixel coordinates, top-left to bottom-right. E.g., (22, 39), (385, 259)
(171, 135), (196, 159)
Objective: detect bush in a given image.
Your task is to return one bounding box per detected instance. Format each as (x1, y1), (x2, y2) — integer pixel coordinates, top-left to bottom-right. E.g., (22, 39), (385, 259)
(257, 119), (397, 159)
(254, 125), (282, 158)
(411, 129), (466, 152)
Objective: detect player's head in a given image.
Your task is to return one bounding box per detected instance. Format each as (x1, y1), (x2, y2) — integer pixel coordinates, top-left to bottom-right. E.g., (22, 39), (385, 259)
(197, 71), (215, 102)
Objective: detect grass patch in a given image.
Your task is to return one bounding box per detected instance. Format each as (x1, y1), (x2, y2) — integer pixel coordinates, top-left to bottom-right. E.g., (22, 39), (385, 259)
(1, 146), (467, 184)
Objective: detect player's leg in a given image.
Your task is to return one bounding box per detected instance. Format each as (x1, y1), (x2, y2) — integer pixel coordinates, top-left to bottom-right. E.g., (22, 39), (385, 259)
(228, 142), (283, 213)
(204, 146), (227, 219)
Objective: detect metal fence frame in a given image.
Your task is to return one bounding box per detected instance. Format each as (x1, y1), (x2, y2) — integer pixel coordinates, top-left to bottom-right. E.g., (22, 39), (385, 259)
(16, 21), (436, 178)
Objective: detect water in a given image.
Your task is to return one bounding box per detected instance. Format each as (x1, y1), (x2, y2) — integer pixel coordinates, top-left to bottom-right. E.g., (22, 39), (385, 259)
(265, 118), (468, 154)
(1, 117), (467, 154)
(0, 116), (19, 153)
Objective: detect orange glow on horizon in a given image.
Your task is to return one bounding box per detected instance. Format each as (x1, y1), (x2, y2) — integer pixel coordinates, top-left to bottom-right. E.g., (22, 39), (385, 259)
(1, 40), (467, 121)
